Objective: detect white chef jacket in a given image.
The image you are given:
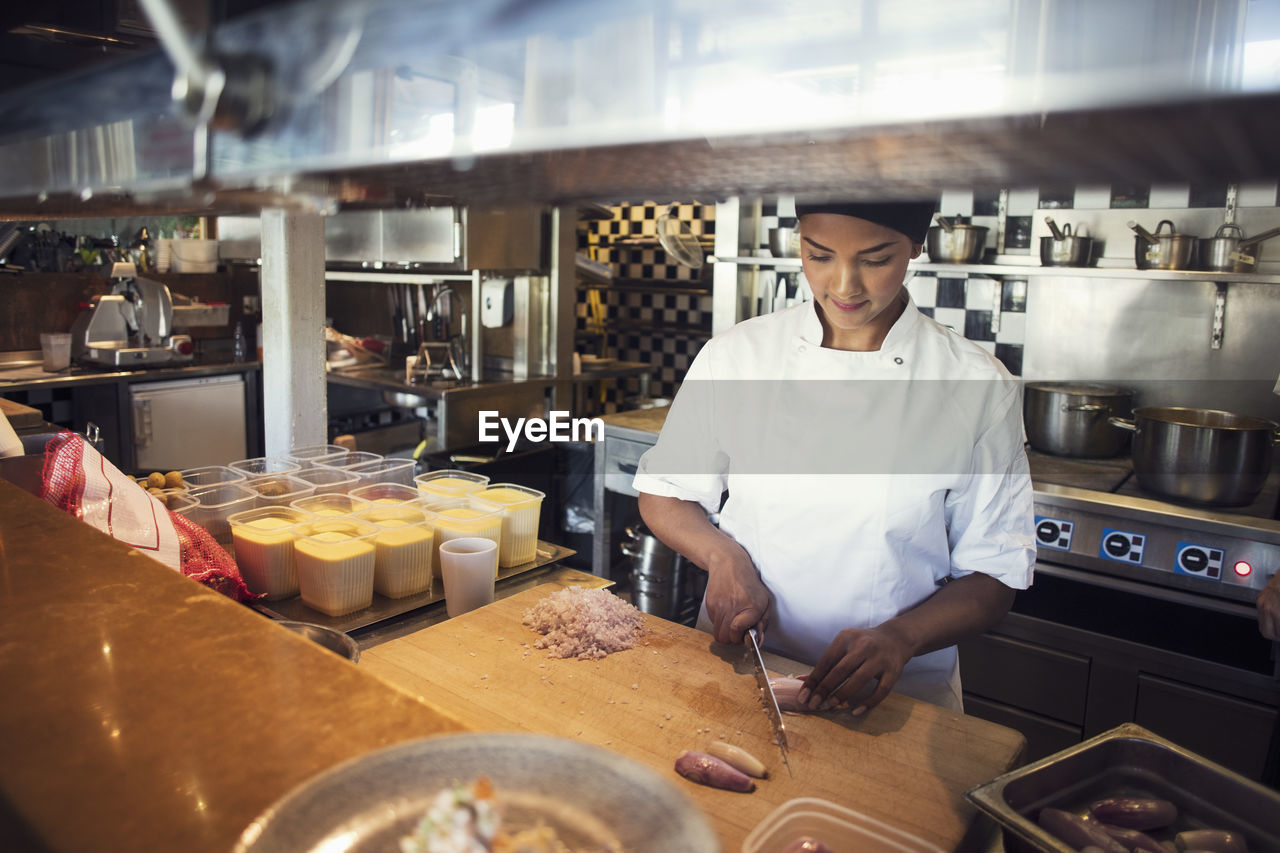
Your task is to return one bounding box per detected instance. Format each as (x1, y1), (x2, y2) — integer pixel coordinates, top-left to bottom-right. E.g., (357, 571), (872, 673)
(632, 295), (1036, 711)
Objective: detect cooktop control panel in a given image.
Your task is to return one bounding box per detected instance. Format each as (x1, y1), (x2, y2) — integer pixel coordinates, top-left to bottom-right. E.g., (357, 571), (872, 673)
(1032, 497), (1279, 597)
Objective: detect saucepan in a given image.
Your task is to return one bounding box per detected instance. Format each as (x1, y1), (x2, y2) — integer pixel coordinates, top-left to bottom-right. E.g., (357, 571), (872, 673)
(1039, 217), (1096, 268)
(1024, 382), (1133, 457)
(926, 215), (988, 264)
(1129, 219), (1198, 271)
(1198, 223), (1280, 273)
(1109, 406), (1279, 506)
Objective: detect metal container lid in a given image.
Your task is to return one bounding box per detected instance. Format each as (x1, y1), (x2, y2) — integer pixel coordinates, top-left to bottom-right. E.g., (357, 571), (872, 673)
(1025, 382), (1133, 397)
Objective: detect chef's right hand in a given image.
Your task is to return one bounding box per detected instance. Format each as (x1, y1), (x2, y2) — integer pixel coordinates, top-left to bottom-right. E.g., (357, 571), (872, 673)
(1259, 573), (1280, 641)
(704, 543), (772, 645)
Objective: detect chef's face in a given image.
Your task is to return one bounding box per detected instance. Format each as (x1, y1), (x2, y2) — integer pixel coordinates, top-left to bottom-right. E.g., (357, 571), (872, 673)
(799, 213), (922, 351)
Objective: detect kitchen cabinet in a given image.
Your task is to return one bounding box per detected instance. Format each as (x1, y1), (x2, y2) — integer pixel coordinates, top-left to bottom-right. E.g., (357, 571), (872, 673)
(959, 598), (1280, 782)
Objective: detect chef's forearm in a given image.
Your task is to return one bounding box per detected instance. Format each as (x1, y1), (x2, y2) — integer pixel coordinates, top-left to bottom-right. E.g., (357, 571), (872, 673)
(637, 492), (743, 573)
(877, 573), (1015, 659)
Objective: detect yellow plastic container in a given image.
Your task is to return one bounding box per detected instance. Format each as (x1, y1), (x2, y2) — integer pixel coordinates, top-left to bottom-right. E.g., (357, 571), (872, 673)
(355, 505), (435, 598)
(423, 496), (503, 576)
(473, 483), (545, 567)
(291, 518), (379, 617)
(228, 506), (312, 600)
(413, 469), (490, 500)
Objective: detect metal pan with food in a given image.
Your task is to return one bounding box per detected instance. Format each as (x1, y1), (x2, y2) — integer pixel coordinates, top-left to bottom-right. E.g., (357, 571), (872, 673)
(966, 723), (1280, 853)
(925, 214), (988, 264)
(1129, 219), (1198, 271)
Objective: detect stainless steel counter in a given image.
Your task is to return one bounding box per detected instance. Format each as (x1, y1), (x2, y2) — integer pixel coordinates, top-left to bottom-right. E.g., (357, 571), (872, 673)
(0, 355), (261, 391)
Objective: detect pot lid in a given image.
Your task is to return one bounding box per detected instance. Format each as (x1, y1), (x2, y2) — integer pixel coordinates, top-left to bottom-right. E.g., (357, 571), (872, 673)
(1026, 382), (1133, 397)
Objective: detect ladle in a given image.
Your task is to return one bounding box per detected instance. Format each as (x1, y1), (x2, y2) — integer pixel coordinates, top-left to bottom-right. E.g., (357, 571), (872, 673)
(935, 214), (957, 234)
(1044, 216), (1067, 241)
(1239, 225), (1280, 249)
(1128, 221), (1160, 245)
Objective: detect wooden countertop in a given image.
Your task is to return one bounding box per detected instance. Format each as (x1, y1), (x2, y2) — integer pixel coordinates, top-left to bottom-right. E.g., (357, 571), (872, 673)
(0, 479), (468, 852)
(600, 403), (670, 437)
(362, 585), (1027, 852)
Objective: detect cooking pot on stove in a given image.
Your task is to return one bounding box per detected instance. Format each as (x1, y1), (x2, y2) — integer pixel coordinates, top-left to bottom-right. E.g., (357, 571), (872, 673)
(1109, 406), (1279, 506)
(1024, 382), (1134, 457)
(1130, 219), (1198, 271)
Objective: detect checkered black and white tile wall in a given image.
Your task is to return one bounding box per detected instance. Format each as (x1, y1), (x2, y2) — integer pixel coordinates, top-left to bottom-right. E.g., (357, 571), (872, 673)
(577, 202), (715, 411)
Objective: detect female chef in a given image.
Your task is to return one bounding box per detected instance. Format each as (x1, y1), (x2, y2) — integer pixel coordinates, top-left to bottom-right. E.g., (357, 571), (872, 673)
(633, 200), (1036, 715)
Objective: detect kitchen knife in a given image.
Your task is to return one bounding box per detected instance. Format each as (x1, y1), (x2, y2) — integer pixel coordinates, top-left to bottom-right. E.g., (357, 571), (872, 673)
(746, 627), (792, 776)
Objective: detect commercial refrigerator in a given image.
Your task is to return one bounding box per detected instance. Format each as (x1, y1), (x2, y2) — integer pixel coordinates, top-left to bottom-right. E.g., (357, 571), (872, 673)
(130, 375), (247, 472)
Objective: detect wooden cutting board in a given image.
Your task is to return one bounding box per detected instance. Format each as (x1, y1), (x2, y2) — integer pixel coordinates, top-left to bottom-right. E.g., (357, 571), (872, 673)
(361, 585), (1026, 852)
(0, 397), (44, 429)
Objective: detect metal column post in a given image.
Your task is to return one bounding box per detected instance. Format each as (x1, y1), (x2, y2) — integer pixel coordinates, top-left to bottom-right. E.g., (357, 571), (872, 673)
(259, 209), (327, 456)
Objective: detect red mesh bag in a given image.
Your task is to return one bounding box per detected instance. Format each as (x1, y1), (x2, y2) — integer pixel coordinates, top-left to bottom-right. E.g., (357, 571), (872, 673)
(40, 431), (260, 602)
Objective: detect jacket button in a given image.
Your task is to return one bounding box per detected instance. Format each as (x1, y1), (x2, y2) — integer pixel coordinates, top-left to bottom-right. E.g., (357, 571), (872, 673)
(797, 344), (808, 353)
(894, 357), (904, 365)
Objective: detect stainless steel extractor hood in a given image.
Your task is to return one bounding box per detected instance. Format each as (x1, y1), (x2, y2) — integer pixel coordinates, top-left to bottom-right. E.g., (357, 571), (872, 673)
(0, 0), (1278, 219)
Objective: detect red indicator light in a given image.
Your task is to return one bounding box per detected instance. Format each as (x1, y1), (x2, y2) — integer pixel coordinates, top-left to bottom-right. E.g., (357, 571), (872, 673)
(1233, 561), (1252, 577)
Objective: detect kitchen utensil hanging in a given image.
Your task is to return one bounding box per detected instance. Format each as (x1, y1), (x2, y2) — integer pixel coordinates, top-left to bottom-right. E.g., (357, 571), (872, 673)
(656, 203), (706, 269)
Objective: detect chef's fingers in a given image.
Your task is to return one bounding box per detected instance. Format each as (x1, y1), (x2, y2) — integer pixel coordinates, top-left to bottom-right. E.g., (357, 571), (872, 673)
(726, 607), (762, 645)
(849, 671), (895, 716)
(799, 642), (863, 709)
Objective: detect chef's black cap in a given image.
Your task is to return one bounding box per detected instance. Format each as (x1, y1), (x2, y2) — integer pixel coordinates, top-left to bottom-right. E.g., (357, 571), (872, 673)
(794, 200), (938, 244)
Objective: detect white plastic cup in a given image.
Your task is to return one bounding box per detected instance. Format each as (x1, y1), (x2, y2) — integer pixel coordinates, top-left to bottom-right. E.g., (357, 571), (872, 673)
(40, 332), (71, 372)
(439, 537), (498, 617)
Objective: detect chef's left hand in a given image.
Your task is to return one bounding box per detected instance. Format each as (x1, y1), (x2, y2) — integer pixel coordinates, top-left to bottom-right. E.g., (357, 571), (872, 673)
(798, 623), (915, 715)
(1259, 573), (1280, 641)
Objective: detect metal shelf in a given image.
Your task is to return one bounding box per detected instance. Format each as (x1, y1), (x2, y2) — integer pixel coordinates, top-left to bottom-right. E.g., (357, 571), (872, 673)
(906, 262), (1280, 284)
(712, 256), (1280, 283)
(577, 281), (712, 296)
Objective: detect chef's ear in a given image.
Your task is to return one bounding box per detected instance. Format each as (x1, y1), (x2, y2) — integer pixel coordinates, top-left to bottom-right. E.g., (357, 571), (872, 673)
(909, 242), (923, 259)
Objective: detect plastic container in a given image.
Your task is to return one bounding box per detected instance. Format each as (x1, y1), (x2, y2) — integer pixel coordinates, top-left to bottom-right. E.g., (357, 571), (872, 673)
(153, 489), (198, 516)
(345, 457), (416, 489)
(179, 465), (246, 489)
(187, 482), (258, 545)
(743, 798), (944, 853)
(413, 469), (490, 500)
(350, 482), (422, 504)
(290, 493), (371, 518)
(290, 466), (361, 496)
(228, 456), (303, 478)
(472, 483), (545, 567)
(421, 496), (504, 577)
(291, 517), (379, 616)
(228, 506), (312, 600)
(318, 450), (383, 471)
(285, 444), (349, 469)
(354, 504), (435, 598)
(246, 473), (316, 507)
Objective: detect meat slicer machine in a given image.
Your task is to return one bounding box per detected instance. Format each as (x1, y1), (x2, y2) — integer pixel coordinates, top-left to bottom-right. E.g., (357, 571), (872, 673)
(69, 263), (194, 367)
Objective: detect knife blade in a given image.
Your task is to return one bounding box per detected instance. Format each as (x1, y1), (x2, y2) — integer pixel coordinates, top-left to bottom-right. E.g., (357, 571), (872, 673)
(747, 627), (792, 776)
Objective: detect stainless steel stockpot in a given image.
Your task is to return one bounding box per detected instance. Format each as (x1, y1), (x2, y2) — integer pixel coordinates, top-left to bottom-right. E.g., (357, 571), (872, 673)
(1024, 382), (1134, 458)
(1109, 406), (1279, 506)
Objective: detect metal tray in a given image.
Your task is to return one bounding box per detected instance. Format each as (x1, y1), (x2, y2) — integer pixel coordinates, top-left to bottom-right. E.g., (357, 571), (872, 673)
(253, 541), (574, 633)
(965, 723), (1280, 853)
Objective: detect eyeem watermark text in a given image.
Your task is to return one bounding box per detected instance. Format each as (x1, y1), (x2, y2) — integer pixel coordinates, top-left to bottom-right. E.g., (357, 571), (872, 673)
(478, 410), (604, 452)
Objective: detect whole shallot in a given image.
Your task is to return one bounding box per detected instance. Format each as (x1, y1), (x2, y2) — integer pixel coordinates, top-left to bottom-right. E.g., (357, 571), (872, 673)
(674, 750), (756, 793)
(781, 838), (834, 853)
(1038, 808), (1127, 853)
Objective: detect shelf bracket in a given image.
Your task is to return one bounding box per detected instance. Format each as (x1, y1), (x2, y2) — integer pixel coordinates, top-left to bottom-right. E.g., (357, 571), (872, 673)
(1211, 282), (1228, 350)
